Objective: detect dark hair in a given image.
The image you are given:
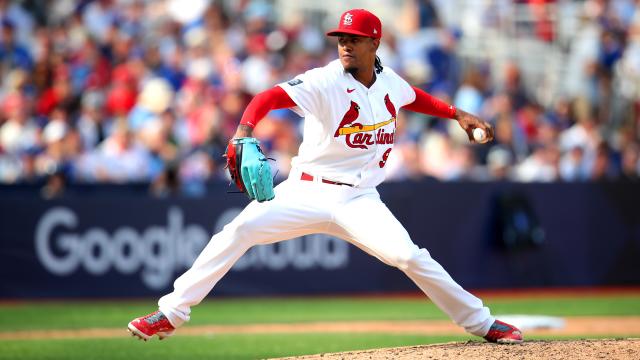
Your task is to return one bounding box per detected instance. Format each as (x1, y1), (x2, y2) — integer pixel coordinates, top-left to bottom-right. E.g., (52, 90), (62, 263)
(374, 56), (383, 74)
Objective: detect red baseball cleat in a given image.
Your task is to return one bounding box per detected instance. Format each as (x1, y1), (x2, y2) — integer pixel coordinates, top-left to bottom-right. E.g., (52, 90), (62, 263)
(484, 319), (524, 344)
(127, 310), (175, 341)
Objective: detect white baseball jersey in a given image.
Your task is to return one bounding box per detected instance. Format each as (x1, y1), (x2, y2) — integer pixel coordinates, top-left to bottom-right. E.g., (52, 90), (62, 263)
(278, 59), (416, 188)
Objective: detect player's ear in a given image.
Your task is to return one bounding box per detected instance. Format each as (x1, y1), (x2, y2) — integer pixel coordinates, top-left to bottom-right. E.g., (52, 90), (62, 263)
(372, 38), (380, 51)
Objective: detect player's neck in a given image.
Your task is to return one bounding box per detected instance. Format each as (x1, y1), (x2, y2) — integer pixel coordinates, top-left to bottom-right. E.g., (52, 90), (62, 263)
(352, 66), (376, 88)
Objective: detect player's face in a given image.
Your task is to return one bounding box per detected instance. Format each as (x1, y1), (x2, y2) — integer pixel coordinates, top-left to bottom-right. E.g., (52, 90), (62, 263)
(337, 35), (379, 74)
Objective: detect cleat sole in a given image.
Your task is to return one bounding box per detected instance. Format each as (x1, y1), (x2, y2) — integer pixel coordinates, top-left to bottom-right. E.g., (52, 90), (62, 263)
(497, 338), (524, 344)
(127, 323), (151, 341)
(157, 330), (175, 340)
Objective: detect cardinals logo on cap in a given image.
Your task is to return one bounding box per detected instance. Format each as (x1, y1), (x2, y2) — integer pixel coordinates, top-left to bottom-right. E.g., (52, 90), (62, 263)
(343, 13), (353, 25)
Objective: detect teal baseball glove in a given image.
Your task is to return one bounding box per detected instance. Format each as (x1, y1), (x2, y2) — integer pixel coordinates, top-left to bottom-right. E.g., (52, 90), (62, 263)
(225, 137), (275, 202)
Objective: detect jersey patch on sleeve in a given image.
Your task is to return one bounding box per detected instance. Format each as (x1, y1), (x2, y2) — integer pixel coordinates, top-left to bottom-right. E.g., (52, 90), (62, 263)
(287, 78), (303, 86)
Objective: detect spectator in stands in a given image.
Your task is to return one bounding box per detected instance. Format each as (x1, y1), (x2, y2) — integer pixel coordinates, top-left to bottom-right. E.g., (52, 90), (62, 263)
(426, 28), (462, 95)
(76, 91), (111, 151)
(82, 0), (117, 45)
(589, 143), (612, 181)
(619, 142), (640, 181)
(0, 0), (34, 47)
(105, 64), (137, 119)
(0, 92), (38, 156)
(486, 146), (514, 181)
(454, 65), (487, 118)
(36, 66), (78, 117)
(416, 0), (442, 28)
(35, 108), (81, 190)
(514, 144), (559, 182)
(559, 146), (587, 182)
(0, 18), (32, 72)
(75, 122), (152, 183)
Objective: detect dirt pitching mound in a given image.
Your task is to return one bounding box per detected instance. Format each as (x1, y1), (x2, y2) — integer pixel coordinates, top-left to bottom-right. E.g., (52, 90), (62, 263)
(276, 339), (640, 360)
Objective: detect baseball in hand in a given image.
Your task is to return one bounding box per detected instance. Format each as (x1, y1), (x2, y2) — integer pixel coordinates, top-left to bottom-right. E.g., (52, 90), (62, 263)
(473, 128), (488, 143)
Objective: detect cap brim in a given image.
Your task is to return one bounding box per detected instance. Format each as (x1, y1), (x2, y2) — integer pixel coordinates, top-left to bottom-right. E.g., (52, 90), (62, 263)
(326, 29), (374, 38)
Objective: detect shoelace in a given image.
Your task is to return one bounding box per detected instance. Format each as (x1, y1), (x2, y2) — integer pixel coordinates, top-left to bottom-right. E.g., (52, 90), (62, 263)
(490, 322), (512, 332)
(143, 312), (166, 325)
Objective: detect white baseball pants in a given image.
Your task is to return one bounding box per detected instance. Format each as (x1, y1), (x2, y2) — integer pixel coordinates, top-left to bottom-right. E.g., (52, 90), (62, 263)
(158, 172), (494, 336)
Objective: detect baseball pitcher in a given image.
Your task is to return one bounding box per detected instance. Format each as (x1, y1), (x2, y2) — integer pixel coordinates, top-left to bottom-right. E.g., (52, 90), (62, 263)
(128, 9), (523, 344)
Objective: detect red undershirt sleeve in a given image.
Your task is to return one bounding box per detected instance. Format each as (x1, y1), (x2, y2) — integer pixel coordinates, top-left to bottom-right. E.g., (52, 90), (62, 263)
(402, 86), (457, 119)
(239, 86), (297, 128)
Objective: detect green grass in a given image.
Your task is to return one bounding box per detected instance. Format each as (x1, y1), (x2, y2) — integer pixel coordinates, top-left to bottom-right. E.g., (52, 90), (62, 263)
(0, 294), (638, 359)
(1, 295), (639, 331)
(0, 333), (465, 360)
(485, 295), (640, 317)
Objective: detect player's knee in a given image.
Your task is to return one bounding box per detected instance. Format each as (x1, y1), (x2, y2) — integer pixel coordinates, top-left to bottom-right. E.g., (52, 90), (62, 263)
(389, 246), (420, 271)
(392, 246), (430, 271)
(224, 220), (256, 245)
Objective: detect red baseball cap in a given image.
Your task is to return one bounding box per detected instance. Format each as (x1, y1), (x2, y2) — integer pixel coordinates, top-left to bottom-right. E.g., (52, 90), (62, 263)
(326, 9), (382, 39)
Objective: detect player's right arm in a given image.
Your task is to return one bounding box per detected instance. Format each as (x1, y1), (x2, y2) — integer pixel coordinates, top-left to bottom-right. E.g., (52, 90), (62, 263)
(233, 86), (297, 138)
(403, 86), (494, 143)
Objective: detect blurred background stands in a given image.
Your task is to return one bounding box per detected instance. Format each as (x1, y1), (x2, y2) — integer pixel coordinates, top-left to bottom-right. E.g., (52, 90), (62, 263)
(0, 0), (638, 197)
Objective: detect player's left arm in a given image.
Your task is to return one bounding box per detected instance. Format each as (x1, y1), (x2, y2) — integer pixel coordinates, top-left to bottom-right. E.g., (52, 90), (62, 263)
(226, 87), (296, 202)
(233, 86), (297, 138)
(403, 86), (494, 143)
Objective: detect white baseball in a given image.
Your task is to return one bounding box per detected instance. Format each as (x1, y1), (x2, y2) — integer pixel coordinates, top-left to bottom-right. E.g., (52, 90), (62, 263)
(473, 128), (488, 143)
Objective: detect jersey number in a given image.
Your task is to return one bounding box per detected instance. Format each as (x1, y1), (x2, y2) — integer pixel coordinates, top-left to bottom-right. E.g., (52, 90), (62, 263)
(379, 148), (392, 168)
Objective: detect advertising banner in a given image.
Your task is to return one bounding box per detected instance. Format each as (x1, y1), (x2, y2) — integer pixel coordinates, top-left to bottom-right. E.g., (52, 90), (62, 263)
(1, 182), (638, 298)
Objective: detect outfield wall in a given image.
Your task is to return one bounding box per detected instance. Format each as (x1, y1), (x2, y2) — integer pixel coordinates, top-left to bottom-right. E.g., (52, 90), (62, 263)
(1, 181), (638, 298)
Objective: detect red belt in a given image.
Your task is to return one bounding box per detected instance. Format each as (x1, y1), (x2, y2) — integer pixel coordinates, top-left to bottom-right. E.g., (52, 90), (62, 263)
(300, 172), (353, 187)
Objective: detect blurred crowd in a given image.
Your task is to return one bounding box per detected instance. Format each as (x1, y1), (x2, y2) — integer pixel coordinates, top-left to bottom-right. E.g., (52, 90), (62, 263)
(0, 0), (639, 198)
